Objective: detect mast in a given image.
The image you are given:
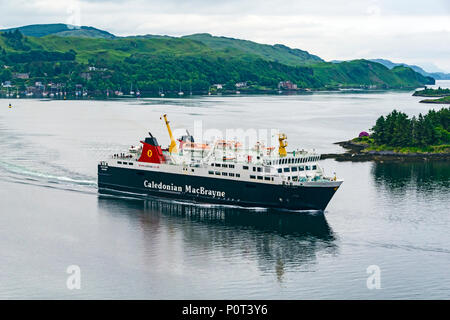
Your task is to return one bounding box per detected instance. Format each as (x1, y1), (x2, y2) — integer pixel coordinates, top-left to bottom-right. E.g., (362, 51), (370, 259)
(161, 114), (178, 153)
(278, 133), (288, 157)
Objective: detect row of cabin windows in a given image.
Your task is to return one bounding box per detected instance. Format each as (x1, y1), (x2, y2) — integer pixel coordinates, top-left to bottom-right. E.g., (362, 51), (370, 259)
(277, 165), (317, 173)
(211, 163), (235, 169)
(250, 175), (274, 181)
(268, 157), (319, 165)
(117, 161), (133, 166)
(208, 171), (240, 178)
(242, 165), (265, 173)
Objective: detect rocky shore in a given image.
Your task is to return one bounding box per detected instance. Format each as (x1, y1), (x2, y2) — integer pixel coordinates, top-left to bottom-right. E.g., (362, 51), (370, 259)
(321, 140), (450, 162)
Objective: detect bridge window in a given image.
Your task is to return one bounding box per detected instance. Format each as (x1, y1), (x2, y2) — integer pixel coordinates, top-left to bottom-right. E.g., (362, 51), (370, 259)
(250, 175), (256, 179)
(257, 167), (262, 172)
(117, 161), (122, 164)
(264, 177), (270, 181)
(236, 174), (240, 177)
(243, 166), (249, 170)
(257, 176), (263, 180)
(215, 171), (220, 175)
(229, 164), (235, 169)
(283, 167), (290, 172)
(312, 165), (317, 170)
(306, 166), (311, 170)
(229, 173), (235, 177)
(299, 166), (304, 171)
(277, 168), (282, 173)
(222, 164), (228, 168)
(291, 167), (298, 172)
(208, 171), (214, 175)
(222, 172), (227, 176)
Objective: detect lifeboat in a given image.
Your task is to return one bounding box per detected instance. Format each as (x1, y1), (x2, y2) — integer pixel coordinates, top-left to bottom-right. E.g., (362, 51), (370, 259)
(129, 145), (141, 153)
(182, 142), (210, 150)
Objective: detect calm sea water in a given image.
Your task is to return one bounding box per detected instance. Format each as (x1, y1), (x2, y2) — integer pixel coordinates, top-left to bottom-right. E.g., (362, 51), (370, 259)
(0, 81), (449, 299)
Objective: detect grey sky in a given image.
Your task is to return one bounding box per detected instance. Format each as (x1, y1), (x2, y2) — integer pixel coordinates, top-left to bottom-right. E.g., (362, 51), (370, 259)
(1, 0), (449, 72)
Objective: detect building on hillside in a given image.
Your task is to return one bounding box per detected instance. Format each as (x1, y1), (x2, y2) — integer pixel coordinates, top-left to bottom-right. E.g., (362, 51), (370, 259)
(235, 82), (248, 88)
(80, 72), (92, 80)
(278, 81), (298, 90)
(13, 73), (29, 80)
(212, 84), (223, 89)
(88, 66), (107, 72)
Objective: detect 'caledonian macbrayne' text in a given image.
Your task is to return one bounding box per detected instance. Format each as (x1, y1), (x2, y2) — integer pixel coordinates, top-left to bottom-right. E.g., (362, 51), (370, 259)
(144, 180), (225, 198)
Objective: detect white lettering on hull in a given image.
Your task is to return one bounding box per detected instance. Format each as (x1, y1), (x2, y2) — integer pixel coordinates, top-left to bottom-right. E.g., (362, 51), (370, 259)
(144, 180), (225, 198)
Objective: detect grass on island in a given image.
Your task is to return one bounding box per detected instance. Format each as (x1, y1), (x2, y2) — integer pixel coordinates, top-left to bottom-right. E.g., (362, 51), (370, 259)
(351, 136), (450, 154)
(420, 96), (450, 104)
(413, 87), (450, 97)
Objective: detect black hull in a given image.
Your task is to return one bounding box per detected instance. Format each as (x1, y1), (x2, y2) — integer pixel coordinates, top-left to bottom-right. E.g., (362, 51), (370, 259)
(98, 165), (339, 211)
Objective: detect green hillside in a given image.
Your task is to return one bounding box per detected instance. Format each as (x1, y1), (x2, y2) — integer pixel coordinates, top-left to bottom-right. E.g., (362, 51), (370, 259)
(183, 33), (323, 66)
(307, 60), (433, 88)
(0, 23), (115, 39)
(0, 28), (435, 97)
(369, 58), (450, 80)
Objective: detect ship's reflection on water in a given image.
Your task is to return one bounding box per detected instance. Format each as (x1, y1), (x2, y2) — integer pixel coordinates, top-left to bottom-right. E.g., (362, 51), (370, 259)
(97, 197), (338, 282)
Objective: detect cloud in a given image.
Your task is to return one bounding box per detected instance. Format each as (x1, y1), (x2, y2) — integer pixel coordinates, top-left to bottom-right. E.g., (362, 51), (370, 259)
(1, 0), (449, 71)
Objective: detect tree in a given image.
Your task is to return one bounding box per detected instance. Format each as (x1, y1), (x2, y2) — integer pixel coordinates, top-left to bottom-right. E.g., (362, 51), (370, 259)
(371, 115), (386, 145)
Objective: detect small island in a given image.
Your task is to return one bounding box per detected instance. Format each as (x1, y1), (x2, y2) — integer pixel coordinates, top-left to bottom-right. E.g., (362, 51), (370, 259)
(420, 96), (450, 104)
(413, 87), (450, 104)
(323, 107), (450, 161)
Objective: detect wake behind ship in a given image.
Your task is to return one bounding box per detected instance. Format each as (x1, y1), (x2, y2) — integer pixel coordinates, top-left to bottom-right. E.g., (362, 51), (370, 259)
(98, 115), (343, 211)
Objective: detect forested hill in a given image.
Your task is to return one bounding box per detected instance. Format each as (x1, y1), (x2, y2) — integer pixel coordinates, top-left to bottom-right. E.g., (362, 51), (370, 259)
(0, 24), (435, 97)
(0, 23), (115, 39)
(182, 33), (323, 66)
(1, 24), (323, 65)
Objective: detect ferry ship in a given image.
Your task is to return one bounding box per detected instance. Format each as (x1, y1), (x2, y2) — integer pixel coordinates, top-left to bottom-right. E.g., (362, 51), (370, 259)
(98, 115), (343, 211)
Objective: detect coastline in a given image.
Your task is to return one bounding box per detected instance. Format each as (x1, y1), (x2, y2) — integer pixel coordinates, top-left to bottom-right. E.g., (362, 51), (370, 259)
(419, 98), (450, 104)
(322, 140), (450, 162)
(0, 87), (422, 101)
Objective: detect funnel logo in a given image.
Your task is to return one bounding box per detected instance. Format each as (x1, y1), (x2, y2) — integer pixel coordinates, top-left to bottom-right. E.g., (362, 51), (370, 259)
(147, 150), (153, 158)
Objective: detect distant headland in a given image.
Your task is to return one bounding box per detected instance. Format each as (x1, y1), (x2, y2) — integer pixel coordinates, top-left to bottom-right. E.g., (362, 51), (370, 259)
(0, 23), (435, 99)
